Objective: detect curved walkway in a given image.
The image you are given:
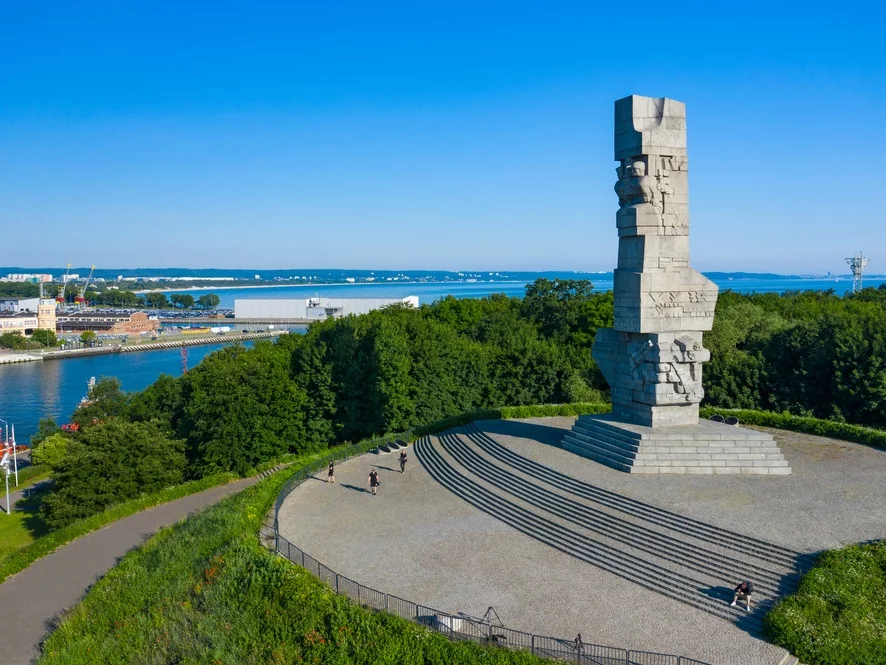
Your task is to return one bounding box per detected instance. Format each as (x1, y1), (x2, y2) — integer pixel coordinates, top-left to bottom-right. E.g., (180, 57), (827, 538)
(0, 477), (257, 665)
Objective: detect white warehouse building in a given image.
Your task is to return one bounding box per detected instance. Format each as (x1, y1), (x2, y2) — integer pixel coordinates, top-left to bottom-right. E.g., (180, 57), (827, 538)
(234, 296), (419, 320)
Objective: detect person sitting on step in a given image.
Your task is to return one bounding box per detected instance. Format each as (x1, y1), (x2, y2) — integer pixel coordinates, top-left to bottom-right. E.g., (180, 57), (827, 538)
(730, 580), (754, 611)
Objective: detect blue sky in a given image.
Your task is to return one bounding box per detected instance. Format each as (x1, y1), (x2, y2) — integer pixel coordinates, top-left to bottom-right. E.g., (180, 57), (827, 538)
(1, 2), (884, 274)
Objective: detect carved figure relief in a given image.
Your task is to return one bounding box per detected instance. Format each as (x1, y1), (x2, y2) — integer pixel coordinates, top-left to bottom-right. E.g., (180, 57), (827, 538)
(625, 336), (705, 405)
(615, 160), (660, 211)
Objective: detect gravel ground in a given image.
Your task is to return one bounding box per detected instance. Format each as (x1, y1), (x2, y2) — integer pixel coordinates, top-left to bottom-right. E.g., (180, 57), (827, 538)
(277, 418), (886, 665)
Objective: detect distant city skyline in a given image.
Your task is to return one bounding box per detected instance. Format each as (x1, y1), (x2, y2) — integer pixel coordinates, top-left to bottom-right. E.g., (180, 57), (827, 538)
(1, 2), (884, 274)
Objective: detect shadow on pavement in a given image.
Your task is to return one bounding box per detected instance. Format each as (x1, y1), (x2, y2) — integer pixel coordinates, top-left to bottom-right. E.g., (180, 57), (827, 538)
(340, 484), (370, 494)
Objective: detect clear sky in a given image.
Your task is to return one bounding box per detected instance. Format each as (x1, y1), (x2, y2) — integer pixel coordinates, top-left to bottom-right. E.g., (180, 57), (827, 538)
(1, 1), (884, 274)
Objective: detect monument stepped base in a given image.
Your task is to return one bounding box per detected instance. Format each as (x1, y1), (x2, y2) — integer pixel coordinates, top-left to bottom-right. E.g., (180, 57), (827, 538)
(560, 415), (791, 475)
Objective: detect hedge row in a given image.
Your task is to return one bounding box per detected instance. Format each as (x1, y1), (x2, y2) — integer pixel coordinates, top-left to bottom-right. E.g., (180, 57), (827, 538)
(699, 408), (886, 448)
(412, 403), (611, 438)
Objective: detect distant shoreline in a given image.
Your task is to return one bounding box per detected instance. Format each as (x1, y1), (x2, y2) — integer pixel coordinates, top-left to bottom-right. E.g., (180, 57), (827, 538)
(134, 280), (531, 295)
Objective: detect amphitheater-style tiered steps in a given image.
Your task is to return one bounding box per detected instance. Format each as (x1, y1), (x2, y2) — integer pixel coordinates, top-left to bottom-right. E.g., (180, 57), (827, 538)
(415, 424), (812, 635)
(561, 415), (791, 475)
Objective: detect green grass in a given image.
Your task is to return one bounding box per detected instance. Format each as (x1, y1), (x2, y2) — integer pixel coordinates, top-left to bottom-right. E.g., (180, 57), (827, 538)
(0, 484), (51, 562)
(11, 463), (51, 491)
(0, 472), (237, 584)
(764, 541), (886, 665)
(38, 461), (551, 665)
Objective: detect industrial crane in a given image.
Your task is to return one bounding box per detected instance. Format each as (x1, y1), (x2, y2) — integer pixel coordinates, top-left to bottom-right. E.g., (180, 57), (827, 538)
(56, 263), (72, 306)
(75, 266), (95, 308)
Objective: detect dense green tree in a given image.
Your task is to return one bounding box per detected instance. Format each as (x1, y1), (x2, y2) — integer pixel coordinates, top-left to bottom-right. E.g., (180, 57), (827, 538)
(171, 294), (195, 309)
(145, 292), (170, 309)
(79, 331), (97, 345)
(29, 328), (58, 347)
(0, 281), (40, 298)
(291, 334), (338, 447)
(72, 377), (130, 428)
(41, 420), (185, 529)
(179, 342), (309, 476)
(128, 373), (185, 435)
(92, 290), (142, 307)
(0, 332), (26, 349)
(29, 433), (70, 471)
(29, 417), (61, 446)
(366, 316), (415, 432)
(197, 293), (221, 309)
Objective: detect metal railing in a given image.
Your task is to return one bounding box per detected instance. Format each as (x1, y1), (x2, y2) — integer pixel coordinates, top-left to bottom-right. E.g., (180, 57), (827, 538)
(272, 437), (712, 665)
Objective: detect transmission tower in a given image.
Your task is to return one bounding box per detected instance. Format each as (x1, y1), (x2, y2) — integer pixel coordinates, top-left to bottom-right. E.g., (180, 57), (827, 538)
(180, 346), (189, 374)
(845, 251), (871, 293)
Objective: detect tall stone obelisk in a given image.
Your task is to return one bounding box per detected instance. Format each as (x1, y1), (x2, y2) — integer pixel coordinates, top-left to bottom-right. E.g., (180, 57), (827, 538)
(560, 95), (790, 475)
(594, 95), (718, 427)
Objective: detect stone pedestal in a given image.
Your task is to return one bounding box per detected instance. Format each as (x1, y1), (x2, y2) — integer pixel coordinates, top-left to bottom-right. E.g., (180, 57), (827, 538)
(561, 415), (791, 475)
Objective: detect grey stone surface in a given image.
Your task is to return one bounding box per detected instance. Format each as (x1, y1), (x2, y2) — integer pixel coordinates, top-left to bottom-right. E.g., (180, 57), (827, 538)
(277, 417), (886, 664)
(594, 95), (718, 428)
(575, 95), (790, 474)
(561, 415), (791, 475)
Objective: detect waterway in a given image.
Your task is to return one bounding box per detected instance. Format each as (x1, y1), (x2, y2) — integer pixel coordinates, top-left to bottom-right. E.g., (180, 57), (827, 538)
(0, 342), (255, 443)
(2, 277), (884, 442)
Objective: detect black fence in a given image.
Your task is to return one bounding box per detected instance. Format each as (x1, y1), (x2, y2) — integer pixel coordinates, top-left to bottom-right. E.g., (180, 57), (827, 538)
(273, 437), (712, 665)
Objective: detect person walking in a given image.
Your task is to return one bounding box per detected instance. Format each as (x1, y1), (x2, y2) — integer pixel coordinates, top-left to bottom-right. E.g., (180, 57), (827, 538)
(399, 449), (407, 473)
(368, 469), (380, 495)
(730, 580), (754, 611)
(327, 461), (335, 484)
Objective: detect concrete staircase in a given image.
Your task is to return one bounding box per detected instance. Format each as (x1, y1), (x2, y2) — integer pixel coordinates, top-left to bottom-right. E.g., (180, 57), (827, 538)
(561, 415), (791, 475)
(415, 424), (812, 637)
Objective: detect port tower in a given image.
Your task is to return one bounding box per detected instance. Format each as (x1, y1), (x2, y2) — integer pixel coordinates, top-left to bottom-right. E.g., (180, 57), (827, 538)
(845, 252), (871, 293)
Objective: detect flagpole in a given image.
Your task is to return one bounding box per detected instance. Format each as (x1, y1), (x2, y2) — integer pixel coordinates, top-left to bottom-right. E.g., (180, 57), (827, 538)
(12, 424), (18, 487)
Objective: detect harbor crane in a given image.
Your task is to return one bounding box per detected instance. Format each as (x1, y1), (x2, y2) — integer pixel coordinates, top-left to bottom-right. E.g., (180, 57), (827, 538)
(75, 265), (96, 307)
(56, 263), (72, 305)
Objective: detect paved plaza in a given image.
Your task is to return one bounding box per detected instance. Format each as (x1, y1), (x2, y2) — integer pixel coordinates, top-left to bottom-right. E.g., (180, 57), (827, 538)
(277, 417), (886, 665)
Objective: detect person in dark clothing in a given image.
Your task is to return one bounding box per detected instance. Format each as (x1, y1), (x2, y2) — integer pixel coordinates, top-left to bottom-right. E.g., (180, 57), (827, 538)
(327, 461), (335, 483)
(399, 450), (407, 473)
(368, 469), (380, 495)
(730, 581), (754, 611)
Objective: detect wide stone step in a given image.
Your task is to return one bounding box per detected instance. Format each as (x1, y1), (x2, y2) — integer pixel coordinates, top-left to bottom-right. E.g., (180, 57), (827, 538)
(416, 435), (783, 629)
(465, 424), (808, 570)
(563, 429), (639, 458)
(562, 416), (792, 476)
(561, 437), (634, 473)
(572, 420), (644, 446)
(440, 431), (793, 593)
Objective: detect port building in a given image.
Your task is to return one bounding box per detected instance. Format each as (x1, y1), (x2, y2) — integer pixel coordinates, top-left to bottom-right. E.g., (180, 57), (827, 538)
(0, 299), (57, 336)
(234, 296), (419, 320)
(56, 311), (160, 335)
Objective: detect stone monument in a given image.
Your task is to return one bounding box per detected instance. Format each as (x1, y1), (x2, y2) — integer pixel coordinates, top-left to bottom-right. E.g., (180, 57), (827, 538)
(560, 95), (790, 475)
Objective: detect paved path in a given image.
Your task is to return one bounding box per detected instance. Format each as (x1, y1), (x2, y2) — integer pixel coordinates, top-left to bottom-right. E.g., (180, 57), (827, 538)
(279, 418), (886, 665)
(0, 477), (256, 665)
(1, 480), (49, 514)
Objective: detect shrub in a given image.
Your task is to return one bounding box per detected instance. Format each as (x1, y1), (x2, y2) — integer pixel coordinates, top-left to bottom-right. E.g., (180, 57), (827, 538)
(700, 408), (886, 449)
(29, 433), (70, 471)
(764, 541), (886, 665)
(41, 420), (186, 529)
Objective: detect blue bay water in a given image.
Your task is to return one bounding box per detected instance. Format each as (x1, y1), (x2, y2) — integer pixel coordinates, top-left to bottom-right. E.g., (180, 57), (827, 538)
(2, 277), (884, 442)
(172, 277), (884, 309)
